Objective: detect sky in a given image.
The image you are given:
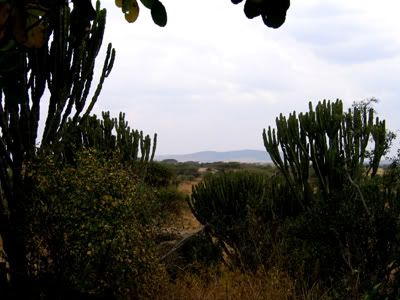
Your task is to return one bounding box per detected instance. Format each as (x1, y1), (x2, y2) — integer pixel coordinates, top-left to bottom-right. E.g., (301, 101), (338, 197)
(91, 0), (400, 155)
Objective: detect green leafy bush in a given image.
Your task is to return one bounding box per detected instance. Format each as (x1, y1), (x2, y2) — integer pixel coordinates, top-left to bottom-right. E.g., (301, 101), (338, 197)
(25, 150), (166, 298)
(162, 230), (223, 279)
(143, 162), (176, 187)
(155, 186), (186, 216)
(173, 162), (200, 182)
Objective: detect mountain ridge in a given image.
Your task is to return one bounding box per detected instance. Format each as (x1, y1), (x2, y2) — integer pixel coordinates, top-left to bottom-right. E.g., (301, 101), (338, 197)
(156, 149), (271, 163)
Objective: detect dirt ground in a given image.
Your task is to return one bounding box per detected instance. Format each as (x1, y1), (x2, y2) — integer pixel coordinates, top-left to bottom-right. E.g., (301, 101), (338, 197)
(157, 178), (203, 260)
(173, 178), (202, 236)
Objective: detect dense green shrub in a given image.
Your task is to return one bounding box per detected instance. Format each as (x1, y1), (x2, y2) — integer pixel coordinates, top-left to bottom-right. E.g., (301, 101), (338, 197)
(25, 150), (166, 299)
(162, 230), (223, 280)
(155, 186), (186, 216)
(173, 162), (200, 182)
(143, 162), (176, 187)
(275, 178), (400, 298)
(210, 162), (242, 172)
(189, 171), (296, 270)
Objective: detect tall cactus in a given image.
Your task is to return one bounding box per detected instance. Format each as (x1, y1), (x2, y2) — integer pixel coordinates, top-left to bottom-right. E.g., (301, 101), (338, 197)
(263, 99), (387, 204)
(188, 171), (296, 269)
(61, 111), (157, 165)
(0, 1), (115, 201)
(0, 1), (115, 294)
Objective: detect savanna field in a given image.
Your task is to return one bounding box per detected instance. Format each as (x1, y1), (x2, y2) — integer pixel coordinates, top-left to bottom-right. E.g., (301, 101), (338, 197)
(1, 0), (400, 299)
(12, 127), (400, 299)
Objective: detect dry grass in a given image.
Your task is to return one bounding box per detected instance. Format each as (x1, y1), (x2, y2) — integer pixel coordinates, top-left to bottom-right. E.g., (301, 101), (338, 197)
(175, 179), (202, 235)
(155, 265), (331, 300)
(177, 178), (202, 196)
(159, 267), (293, 300)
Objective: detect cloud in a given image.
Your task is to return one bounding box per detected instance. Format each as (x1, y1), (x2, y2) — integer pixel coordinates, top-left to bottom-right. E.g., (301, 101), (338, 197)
(94, 1), (400, 155)
(287, 0), (400, 64)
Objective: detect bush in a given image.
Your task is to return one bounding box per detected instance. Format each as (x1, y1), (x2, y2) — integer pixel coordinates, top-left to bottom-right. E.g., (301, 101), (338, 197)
(173, 162), (200, 182)
(275, 178), (400, 298)
(162, 230), (223, 279)
(25, 150), (167, 299)
(155, 186), (187, 217)
(189, 171), (296, 270)
(143, 161), (176, 187)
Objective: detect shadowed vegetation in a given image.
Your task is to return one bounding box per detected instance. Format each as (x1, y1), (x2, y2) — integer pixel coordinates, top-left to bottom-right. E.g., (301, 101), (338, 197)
(0, 0), (399, 298)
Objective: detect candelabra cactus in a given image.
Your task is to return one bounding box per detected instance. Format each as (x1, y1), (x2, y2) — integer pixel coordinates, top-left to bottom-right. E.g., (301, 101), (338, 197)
(263, 99), (388, 205)
(0, 1), (116, 293)
(188, 171), (297, 269)
(62, 111), (157, 165)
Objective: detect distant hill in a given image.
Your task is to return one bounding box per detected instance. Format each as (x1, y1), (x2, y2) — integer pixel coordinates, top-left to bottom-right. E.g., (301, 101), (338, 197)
(156, 150), (271, 163)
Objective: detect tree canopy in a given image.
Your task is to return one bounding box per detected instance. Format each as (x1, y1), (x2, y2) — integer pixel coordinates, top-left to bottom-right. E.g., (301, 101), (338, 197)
(231, 0), (290, 28)
(0, 0), (289, 54)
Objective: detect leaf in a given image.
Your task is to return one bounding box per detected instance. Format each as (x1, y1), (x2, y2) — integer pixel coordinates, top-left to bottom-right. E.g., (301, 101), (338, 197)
(0, 39), (15, 52)
(12, 8), (26, 45)
(262, 12), (286, 29)
(122, 0), (134, 13)
(244, 0), (262, 19)
(23, 17), (46, 48)
(124, 3), (139, 23)
(25, 3), (48, 17)
(0, 3), (10, 27)
(151, 0), (167, 27)
(139, 0), (155, 9)
(115, 0), (122, 8)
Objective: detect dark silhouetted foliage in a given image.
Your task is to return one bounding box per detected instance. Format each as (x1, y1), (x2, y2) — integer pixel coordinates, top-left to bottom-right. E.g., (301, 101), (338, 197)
(0, 2), (116, 295)
(231, 0), (290, 28)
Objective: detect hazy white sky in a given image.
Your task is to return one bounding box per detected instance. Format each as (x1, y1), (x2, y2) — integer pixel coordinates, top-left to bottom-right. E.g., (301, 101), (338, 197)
(92, 0), (400, 155)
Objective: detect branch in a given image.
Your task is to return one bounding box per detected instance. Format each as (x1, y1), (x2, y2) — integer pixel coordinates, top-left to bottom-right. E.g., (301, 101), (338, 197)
(159, 226), (206, 262)
(345, 170), (370, 217)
